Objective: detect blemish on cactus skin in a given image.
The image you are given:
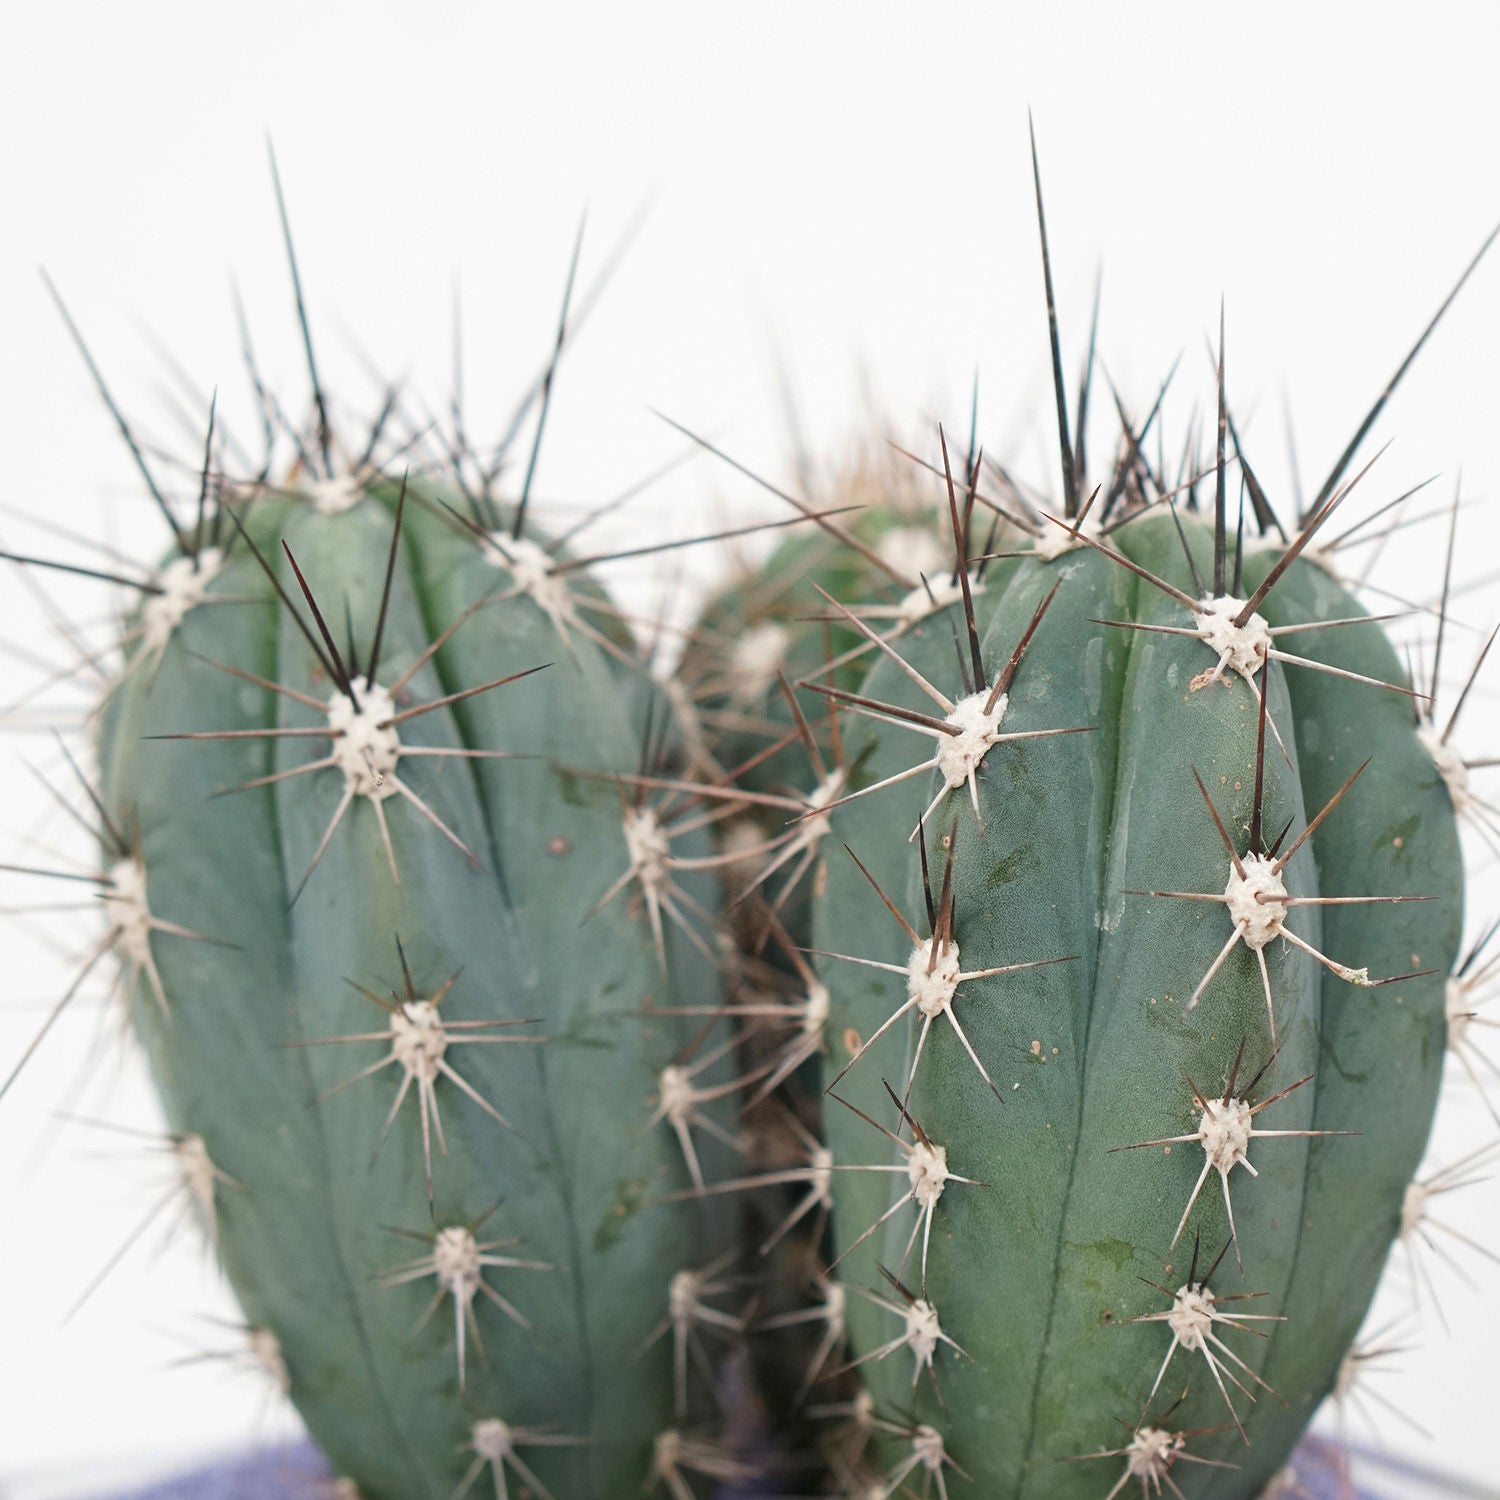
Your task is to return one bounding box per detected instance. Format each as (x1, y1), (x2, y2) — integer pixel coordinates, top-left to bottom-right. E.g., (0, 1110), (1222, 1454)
(982, 845), (1030, 890)
(1082, 1235), (1137, 1272)
(551, 766), (585, 806)
(1083, 632), (1106, 715)
(1383, 814), (1420, 854)
(594, 1177), (650, 1251)
(1314, 1032), (1372, 1087)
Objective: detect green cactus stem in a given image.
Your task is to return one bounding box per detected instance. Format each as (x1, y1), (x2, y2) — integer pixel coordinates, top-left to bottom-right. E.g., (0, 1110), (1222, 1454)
(93, 478), (735, 1499)
(814, 509), (1461, 1498)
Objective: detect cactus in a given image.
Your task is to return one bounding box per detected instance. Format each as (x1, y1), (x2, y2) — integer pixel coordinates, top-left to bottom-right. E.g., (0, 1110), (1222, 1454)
(693, 159), (1494, 1497)
(86, 469), (746, 1497)
(2, 174), (761, 1500)
(6, 141), (1498, 1500)
(810, 499), (1462, 1496)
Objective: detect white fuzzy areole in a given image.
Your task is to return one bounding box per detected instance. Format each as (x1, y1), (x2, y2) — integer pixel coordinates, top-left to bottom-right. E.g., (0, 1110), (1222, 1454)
(1191, 595), (1272, 684)
(624, 806), (671, 894)
(1400, 1179), (1428, 1239)
(306, 473), (366, 515)
(472, 1418), (516, 1461)
(1418, 722), (1471, 812)
(652, 1430), (684, 1475)
(1167, 1284), (1216, 1351)
(1123, 1426), (1182, 1481)
(1223, 853), (1288, 951)
(878, 526), (951, 583)
(906, 1141), (950, 1209)
(905, 1299), (943, 1370)
(175, 1133), (218, 1217)
(804, 1146), (836, 1210)
(658, 1065), (696, 1128)
(1260, 1467), (1305, 1499)
(247, 1327), (290, 1393)
(799, 768), (847, 848)
(718, 817), (768, 877)
(851, 1389), (876, 1428)
(936, 690), (1007, 789)
(142, 547), (223, 656)
(390, 1001), (448, 1083)
(821, 1278), (847, 1333)
(668, 1267), (702, 1323)
(103, 858), (153, 967)
(727, 622), (790, 704)
(802, 980), (831, 1039)
(481, 533), (577, 630)
(1198, 1095), (1254, 1175)
(432, 1225), (482, 1298)
(327, 681), (400, 799)
(1033, 513), (1100, 561)
(1446, 975), (1472, 1050)
(895, 571), (967, 624)
(906, 938), (962, 1018)
(911, 1425), (946, 1471)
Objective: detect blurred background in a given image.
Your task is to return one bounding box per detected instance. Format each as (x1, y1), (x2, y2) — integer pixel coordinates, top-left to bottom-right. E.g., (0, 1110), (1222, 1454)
(2, 3), (1499, 1495)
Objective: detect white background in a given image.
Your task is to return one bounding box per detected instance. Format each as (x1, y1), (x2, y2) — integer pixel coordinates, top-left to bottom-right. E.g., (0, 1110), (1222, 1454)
(3, 3), (1500, 1495)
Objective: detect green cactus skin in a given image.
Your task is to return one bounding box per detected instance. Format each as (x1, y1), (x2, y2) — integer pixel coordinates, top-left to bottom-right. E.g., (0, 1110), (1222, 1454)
(94, 479), (733, 1500)
(813, 511), (1461, 1498)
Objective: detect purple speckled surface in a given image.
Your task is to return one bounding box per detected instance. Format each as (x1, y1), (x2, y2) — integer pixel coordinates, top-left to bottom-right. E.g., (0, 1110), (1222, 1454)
(91, 1437), (1377, 1500)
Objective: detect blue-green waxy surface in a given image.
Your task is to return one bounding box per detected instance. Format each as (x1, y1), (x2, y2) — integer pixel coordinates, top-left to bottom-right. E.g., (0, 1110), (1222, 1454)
(97, 483), (732, 1499)
(813, 513), (1461, 1498)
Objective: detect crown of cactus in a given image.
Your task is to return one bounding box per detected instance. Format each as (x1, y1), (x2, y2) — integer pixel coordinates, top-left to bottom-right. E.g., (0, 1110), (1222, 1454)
(6, 142), (1499, 1500)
